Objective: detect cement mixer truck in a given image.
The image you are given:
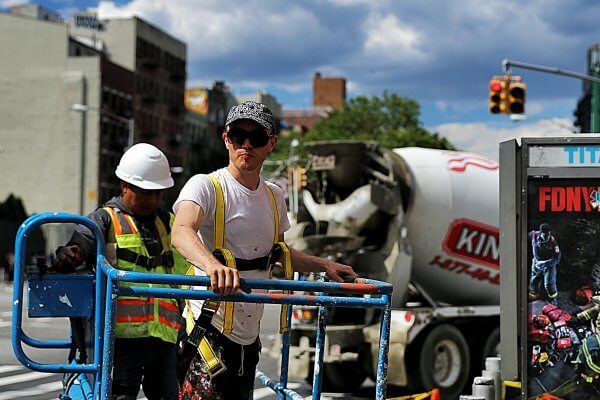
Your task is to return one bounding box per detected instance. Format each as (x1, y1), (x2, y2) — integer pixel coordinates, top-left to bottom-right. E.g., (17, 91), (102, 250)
(279, 141), (500, 399)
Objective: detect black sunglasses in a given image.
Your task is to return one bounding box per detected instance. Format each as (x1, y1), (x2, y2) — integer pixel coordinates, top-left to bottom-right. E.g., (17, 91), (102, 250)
(227, 127), (273, 148)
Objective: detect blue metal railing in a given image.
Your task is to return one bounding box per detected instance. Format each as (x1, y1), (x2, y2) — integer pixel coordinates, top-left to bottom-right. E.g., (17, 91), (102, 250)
(12, 212), (393, 400)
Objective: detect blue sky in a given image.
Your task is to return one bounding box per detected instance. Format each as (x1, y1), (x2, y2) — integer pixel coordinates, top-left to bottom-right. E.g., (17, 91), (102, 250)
(3, 0), (598, 159)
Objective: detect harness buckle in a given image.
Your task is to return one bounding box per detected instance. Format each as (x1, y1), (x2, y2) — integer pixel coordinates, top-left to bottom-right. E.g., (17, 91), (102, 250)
(187, 325), (206, 347)
(206, 356), (227, 378)
(198, 335), (227, 378)
(133, 253), (148, 269)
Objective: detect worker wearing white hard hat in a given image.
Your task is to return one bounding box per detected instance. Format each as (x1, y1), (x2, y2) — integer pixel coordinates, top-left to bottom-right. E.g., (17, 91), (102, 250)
(55, 143), (186, 400)
(116, 142), (174, 190)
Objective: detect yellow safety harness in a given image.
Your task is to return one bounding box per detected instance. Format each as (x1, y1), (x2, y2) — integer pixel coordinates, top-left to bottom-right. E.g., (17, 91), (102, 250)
(183, 175), (293, 377)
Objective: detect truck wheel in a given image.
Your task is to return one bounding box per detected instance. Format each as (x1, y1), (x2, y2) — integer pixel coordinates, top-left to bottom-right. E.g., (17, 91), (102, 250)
(306, 361), (366, 392)
(416, 324), (470, 399)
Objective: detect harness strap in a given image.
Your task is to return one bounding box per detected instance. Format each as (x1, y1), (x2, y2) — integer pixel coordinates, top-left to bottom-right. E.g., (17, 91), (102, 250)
(116, 248), (174, 270)
(232, 255), (270, 271)
(274, 241), (293, 333)
(155, 215), (173, 273)
(209, 175), (226, 249)
(205, 175), (237, 334)
(184, 299), (226, 377)
(266, 184), (279, 243)
(265, 185), (294, 333)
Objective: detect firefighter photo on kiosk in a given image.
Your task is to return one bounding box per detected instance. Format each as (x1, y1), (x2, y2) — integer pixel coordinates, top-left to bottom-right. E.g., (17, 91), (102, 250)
(527, 179), (600, 399)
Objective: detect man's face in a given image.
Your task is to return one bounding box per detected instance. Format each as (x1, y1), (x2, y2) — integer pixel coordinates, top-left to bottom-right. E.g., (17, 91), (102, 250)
(223, 119), (277, 173)
(121, 182), (164, 216)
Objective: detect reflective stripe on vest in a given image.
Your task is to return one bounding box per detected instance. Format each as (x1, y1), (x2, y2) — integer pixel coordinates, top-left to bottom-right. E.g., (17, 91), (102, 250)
(104, 207), (181, 342)
(583, 335), (600, 374)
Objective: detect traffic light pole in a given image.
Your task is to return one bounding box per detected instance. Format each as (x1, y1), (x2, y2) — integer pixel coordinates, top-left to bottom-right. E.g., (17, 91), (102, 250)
(591, 60), (600, 133)
(502, 59), (600, 132)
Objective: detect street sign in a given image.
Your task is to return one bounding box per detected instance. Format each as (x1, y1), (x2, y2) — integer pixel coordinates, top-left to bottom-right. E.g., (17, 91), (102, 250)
(310, 154), (335, 171)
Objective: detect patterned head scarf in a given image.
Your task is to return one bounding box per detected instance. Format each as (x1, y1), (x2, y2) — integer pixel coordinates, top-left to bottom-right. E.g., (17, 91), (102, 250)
(226, 101), (276, 134)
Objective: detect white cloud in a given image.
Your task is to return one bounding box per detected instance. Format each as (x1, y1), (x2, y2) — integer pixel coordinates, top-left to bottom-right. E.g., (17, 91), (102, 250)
(363, 14), (426, 63)
(434, 119), (574, 161)
(98, 0), (328, 62)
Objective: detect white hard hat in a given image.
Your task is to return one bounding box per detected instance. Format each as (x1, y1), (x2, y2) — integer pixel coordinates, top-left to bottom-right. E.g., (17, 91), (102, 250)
(115, 143), (174, 190)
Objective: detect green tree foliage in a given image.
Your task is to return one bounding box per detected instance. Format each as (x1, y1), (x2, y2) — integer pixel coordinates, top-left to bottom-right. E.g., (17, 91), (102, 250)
(265, 92), (455, 177)
(305, 91), (455, 150)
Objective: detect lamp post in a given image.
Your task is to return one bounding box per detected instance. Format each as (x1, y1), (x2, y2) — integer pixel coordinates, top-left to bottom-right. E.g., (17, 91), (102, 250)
(71, 103), (88, 215)
(289, 138), (300, 218)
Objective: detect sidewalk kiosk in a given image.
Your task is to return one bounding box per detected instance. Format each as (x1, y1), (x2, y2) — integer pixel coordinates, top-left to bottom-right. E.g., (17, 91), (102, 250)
(501, 136), (600, 400)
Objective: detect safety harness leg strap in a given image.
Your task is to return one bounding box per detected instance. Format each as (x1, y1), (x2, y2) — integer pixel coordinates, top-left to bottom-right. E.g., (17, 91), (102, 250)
(184, 296), (226, 377)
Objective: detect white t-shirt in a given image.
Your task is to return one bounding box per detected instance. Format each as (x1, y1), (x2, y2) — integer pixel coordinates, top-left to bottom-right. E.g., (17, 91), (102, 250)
(173, 167), (291, 345)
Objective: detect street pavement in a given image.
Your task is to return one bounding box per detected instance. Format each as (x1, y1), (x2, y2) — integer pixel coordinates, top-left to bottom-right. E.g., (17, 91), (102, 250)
(0, 283), (383, 399)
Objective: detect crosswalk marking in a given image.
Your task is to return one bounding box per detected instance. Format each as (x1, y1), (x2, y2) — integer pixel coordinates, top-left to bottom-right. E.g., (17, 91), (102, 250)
(0, 365), (22, 374)
(0, 370), (54, 386)
(0, 380), (62, 400)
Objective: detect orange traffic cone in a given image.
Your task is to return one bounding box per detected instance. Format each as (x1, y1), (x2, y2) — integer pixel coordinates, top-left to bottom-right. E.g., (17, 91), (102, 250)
(430, 388), (441, 400)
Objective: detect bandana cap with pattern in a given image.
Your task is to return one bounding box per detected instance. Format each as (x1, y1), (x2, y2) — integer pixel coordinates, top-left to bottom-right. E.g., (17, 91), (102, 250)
(226, 101), (276, 134)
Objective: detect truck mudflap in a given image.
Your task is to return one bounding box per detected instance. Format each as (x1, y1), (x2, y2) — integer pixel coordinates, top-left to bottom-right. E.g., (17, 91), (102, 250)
(364, 310), (416, 386)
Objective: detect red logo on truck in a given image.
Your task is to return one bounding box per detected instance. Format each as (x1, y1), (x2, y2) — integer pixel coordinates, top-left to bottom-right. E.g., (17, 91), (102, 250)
(442, 218), (500, 269)
(443, 152), (499, 173)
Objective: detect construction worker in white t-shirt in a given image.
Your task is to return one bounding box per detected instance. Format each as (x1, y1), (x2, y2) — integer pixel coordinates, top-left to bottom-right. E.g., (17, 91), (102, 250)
(172, 101), (358, 400)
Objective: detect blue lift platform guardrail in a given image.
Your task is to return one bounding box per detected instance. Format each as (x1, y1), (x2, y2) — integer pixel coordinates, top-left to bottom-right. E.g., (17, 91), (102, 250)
(12, 212), (393, 400)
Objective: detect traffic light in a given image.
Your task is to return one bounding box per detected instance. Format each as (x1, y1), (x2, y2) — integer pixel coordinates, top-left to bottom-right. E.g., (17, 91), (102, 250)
(489, 77), (508, 114)
(298, 167), (308, 188)
(507, 77), (526, 114)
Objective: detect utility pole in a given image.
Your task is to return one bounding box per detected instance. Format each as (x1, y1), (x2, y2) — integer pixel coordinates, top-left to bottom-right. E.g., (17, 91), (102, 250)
(590, 44), (600, 132)
(502, 58), (600, 132)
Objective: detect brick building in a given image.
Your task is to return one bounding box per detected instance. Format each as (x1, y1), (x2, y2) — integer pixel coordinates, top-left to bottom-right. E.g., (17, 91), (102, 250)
(282, 72), (346, 132)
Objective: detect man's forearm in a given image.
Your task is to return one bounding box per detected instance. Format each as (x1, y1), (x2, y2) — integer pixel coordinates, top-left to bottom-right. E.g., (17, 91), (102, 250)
(171, 226), (222, 272)
(289, 248), (328, 274)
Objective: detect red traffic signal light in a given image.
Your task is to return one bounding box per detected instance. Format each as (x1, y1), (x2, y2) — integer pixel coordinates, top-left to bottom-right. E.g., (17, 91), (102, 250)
(489, 77), (508, 114)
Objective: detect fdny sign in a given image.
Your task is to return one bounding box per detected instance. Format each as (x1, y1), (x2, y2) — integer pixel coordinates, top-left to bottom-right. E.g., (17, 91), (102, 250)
(442, 218), (500, 269)
(538, 186), (600, 212)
